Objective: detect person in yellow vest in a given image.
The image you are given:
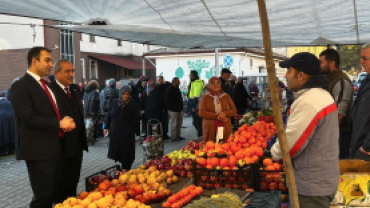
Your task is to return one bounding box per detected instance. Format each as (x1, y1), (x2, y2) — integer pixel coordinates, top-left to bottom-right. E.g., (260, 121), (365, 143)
(187, 70), (204, 135)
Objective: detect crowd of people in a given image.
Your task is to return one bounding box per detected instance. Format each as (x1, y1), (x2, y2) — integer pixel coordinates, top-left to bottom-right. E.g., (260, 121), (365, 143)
(1, 44), (370, 208)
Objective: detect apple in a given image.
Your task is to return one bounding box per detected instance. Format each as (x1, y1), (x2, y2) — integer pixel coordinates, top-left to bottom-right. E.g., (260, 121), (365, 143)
(187, 171), (193, 178)
(190, 147), (195, 154)
(116, 185), (126, 192)
(178, 159), (184, 165)
(158, 163), (165, 170)
(178, 164), (184, 171)
(194, 143), (200, 149)
(175, 169), (181, 176)
(179, 171), (187, 177)
(184, 164), (191, 171)
(93, 176), (99, 183)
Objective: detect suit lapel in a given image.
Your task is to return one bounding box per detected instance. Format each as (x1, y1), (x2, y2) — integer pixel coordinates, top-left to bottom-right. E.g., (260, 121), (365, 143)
(70, 86), (84, 116)
(24, 73), (56, 113)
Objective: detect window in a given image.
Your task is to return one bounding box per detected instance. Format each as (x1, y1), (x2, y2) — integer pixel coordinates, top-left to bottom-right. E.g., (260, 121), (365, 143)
(119, 67), (133, 78)
(90, 60), (98, 79)
(250, 59), (253, 70)
(60, 21), (74, 66)
(90, 35), (96, 43)
(117, 40), (122, 46)
(81, 59), (86, 79)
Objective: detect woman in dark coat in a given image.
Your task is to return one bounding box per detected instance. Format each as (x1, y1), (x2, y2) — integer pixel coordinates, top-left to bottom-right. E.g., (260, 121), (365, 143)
(0, 91), (15, 156)
(104, 86), (140, 170)
(233, 77), (251, 115)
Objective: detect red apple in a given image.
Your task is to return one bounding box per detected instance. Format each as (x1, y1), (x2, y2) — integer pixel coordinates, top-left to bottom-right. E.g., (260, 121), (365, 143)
(187, 171), (193, 178)
(116, 185), (126, 192)
(178, 164), (184, 171)
(184, 164), (191, 171)
(179, 171), (187, 177)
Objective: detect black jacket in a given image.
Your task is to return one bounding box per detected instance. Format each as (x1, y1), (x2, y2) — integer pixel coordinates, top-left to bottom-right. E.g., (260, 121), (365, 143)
(166, 85), (183, 112)
(220, 77), (231, 95)
(11, 73), (61, 160)
(351, 76), (370, 152)
(0, 98), (15, 148)
(233, 83), (251, 111)
(140, 87), (165, 120)
(49, 82), (88, 157)
(106, 99), (140, 165)
(83, 87), (100, 117)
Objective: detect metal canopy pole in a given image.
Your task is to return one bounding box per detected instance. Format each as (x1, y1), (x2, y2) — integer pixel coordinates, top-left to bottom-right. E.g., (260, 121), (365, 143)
(142, 58), (146, 76)
(256, 0), (300, 208)
(215, 48), (219, 76)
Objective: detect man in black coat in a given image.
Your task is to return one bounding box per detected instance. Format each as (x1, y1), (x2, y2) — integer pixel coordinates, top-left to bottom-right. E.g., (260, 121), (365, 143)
(166, 77), (185, 141)
(140, 82), (165, 137)
(11, 47), (75, 208)
(219, 68), (232, 95)
(49, 60), (88, 203)
(157, 76), (171, 139)
(351, 44), (370, 160)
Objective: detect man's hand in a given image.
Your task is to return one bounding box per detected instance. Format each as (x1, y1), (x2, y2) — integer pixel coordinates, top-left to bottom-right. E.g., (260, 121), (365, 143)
(338, 114), (344, 124)
(104, 129), (109, 136)
(140, 110), (145, 114)
(360, 147), (370, 155)
(60, 116), (75, 132)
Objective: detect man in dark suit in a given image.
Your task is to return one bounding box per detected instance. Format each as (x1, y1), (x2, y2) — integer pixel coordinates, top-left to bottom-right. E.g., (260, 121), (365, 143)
(50, 60), (88, 203)
(11, 47), (75, 208)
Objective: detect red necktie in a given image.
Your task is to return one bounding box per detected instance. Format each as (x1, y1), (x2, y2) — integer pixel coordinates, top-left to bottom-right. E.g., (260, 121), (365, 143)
(40, 79), (64, 137)
(65, 88), (71, 99)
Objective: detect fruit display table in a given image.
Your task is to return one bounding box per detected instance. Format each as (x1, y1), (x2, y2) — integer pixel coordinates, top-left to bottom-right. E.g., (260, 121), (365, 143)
(150, 177), (193, 208)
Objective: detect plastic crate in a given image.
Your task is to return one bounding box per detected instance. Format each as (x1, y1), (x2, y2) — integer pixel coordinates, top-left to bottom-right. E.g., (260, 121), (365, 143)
(85, 165), (121, 192)
(192, 160), (256, 190)
(255, 164), (288, 192)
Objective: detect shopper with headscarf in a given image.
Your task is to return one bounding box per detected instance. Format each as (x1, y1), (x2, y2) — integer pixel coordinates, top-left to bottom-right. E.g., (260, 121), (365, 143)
(249, 80), (259, 98)
(140, 81), (165, 137)
(104, 86), (140, 170)
(83, 80), (100, 118)
(0, 91), (15, 156)
(199, 77), (236, 142)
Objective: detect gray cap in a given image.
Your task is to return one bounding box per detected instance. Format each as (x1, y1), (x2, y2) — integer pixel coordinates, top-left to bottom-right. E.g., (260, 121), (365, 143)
(119, 85), (132, 95)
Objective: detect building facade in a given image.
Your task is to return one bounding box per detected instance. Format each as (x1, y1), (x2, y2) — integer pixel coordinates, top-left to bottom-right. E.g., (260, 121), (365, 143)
(0, 15), (158, 90)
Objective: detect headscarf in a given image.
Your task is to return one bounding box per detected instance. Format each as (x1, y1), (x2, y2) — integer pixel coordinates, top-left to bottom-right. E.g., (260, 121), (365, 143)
(119, 85), (132, 107)
(206, 77), (226, 113)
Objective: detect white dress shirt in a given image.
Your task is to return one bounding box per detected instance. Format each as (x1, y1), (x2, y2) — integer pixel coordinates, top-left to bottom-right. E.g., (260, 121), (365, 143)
(27, 70), (58, 108)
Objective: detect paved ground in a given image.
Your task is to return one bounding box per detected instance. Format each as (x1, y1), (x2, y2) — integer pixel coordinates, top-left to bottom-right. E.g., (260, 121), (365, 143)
(0, 117), (197, 208)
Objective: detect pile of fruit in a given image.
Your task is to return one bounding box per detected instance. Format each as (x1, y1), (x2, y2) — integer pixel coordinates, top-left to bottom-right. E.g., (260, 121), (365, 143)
(195, 121), (276, 170)
(259, 158), (287, 192)
(54, 192), (150, 208)
(162, 185), (203, 208)
(142, 158), (194, 178)
(184, 192), (243, 208)
(257, 115), (274, 124)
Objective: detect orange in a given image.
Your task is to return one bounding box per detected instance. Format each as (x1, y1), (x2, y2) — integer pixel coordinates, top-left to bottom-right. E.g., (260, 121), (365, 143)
(206, 165), (213, 169)
(239, 136), (247, 144)
(235, 151), (244, 160)
(242, 143), (250, 148)
(245, 148), (253, 157)
(262, 142), (268, 149)
(171, 203), (180, 208)
(197, 158), (207, 166)
(273, 163), (281, 171)
(254, 147), (264, 157)
(244, 157), (254, 164)
(231, 146), (239, 153)
(206, 141), (215, 150)
(252, 155), (259, 162)
(229, 156), (237, 168)
(220, 158), (229, 168)
(207, 158), (211, 165)
(163, 202), (172, 208)
(266, 165), (275, 171)
(249, 137), (256, 144)
(251, 131), (257, 137)
(210, 158), (220, 167)
(221, 143), (230, 150)
(263, 158), (273, 167)
(98, 183), (108, 191)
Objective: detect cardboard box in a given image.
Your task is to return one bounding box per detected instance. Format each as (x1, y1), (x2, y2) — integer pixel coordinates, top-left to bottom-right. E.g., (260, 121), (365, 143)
(339, 160), (370, 174)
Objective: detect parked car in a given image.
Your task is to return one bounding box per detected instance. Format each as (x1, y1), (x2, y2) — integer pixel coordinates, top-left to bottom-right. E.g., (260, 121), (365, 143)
(354, 72), (368, 99)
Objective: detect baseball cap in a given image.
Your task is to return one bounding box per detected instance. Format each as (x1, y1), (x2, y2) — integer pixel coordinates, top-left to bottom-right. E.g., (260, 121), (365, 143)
(221, 68), (232, 74)
(279, 52), (321, 75)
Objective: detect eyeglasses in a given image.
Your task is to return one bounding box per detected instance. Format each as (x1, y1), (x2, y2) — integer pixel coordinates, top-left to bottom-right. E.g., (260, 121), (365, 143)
(360, 56), (370, 61)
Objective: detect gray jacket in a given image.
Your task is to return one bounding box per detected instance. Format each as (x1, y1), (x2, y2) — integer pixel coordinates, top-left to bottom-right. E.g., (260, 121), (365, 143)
(271, 75), (339, 196)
